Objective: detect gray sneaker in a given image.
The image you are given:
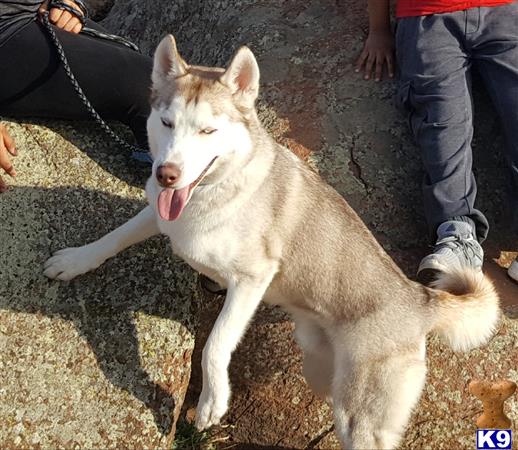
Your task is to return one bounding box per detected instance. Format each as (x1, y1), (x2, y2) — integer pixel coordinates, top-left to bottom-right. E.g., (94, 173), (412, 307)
(417, 219), (484, 285)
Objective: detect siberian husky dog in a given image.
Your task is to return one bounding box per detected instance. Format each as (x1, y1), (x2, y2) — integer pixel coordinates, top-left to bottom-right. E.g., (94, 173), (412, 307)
(44, 35), (500, 449)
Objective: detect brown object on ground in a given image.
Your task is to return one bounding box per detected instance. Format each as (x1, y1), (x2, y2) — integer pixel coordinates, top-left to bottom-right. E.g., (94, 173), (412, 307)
(469, 380), (517, 429)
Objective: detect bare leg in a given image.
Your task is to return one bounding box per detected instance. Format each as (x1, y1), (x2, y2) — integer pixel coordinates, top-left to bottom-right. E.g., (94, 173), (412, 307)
(44, 206), (159, 280)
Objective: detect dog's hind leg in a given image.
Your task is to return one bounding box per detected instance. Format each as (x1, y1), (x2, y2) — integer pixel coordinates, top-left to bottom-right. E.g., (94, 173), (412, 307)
(44, 206), (159, 280)
(293, 315), (333, 401)
(332, 342), (427, 449)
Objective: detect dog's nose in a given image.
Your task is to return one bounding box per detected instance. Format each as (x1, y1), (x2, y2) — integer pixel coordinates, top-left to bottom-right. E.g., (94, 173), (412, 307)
(156, 163), (181, 187)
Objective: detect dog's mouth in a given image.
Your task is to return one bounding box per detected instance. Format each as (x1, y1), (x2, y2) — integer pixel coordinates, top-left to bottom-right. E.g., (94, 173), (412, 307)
(157, 157), (218, 221)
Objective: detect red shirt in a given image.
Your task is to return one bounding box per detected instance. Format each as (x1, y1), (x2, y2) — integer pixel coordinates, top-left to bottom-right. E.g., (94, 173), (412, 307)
(397, 0), (514, 17)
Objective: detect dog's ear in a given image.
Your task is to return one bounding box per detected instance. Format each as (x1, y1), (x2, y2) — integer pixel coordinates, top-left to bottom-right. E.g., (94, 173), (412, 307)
(152, 34), (187, 84)
(220, 46), (260, 108)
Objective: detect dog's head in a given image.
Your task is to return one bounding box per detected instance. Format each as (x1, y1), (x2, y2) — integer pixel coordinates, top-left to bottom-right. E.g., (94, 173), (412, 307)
(147, 35), (260, 221)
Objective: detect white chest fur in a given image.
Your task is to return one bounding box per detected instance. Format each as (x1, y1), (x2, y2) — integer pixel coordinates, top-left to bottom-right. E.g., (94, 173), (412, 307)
(148, 184), (240, 285)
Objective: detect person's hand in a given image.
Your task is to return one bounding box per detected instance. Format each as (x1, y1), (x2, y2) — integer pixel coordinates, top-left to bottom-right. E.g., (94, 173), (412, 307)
(0, 124), (17, 193)
(355, 30), (395, 82)
(39, 0), (84, 34)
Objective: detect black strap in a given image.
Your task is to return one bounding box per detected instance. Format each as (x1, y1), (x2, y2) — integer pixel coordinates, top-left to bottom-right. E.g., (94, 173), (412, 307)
(40, 11), (152, 163)
(81, 27), (140, 52)
(71, 0), (88, 17)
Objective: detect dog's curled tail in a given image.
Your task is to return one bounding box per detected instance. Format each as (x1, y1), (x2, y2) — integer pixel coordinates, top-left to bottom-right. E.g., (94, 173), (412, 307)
(427, 268), (500, 352)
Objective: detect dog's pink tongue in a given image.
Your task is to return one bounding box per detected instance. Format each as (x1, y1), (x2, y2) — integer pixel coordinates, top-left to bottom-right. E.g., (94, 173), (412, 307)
(157, 187), (190, 221)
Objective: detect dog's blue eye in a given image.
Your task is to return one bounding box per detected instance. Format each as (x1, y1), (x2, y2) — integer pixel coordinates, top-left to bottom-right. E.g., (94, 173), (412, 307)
(161, 118), (173, 128)
(201, 128), (217, 135)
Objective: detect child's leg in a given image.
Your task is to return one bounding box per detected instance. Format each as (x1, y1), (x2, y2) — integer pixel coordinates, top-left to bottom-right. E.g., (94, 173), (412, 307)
(473, 2), (518, 281)
(473, 2), (518, 231)
(396, 14), (489, 243)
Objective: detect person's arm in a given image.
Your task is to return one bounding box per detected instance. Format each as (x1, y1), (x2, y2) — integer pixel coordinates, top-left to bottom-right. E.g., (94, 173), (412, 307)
(355, 0), (394, 82)
(38, 0), (85, 34)
(0, 124), (17, 193)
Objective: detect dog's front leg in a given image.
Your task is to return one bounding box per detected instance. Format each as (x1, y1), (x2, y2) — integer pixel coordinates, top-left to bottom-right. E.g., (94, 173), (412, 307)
(44, 206), (159, 280)
(195, 269), (276, 430)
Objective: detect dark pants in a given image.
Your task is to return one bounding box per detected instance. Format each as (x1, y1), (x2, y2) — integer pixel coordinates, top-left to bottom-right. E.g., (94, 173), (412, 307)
(0, 19), (152, 149)
(396, 1), (518, 243)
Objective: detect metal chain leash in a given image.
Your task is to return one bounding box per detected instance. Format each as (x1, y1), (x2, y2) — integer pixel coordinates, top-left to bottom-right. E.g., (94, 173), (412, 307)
(41, 11), (152, 162)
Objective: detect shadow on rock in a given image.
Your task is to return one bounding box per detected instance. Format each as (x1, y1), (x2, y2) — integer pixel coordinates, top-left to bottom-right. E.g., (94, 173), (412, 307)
(1, 185), (197, 436)
(19, 118), (150, 189)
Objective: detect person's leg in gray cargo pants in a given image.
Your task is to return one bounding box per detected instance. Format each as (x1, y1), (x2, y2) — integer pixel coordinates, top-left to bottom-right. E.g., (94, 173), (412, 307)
(396, 2), (518, 282)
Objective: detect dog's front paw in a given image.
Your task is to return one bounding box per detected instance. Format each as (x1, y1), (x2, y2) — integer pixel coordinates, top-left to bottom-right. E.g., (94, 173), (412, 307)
(195, 387), (229, 430)
(43, 245), (103, 281)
